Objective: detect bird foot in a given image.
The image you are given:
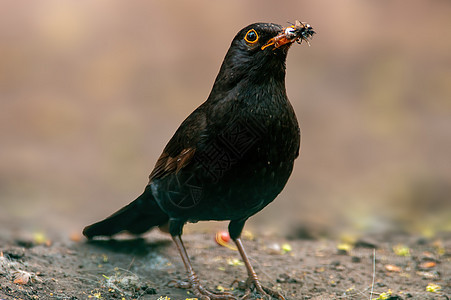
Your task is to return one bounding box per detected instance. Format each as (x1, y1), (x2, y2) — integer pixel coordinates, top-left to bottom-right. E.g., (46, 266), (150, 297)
(232, 277), (285, 300)
(169, 276), (236, 300)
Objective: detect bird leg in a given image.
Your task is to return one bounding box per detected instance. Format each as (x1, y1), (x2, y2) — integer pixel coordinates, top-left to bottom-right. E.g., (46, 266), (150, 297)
(172, 235), (236, 300)
(233, 238), (285, 300)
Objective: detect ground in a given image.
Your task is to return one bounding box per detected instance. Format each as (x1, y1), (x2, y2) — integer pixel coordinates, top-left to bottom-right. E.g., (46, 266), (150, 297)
(0, 228), (449, 300)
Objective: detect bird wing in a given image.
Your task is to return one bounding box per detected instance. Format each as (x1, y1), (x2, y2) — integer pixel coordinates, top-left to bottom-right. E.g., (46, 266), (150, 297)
(148, 108), (207, 182)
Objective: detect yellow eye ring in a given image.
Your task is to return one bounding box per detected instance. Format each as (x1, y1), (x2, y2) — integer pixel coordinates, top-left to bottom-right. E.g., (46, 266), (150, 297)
(244, 29), (259, 44)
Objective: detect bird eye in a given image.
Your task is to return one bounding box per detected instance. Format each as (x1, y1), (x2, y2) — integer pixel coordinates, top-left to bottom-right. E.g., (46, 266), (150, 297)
(244, 29), (259, 44)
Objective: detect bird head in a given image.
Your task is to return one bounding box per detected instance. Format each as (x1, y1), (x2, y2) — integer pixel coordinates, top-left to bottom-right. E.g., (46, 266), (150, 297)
(236, 21), (315, 53)
(211, 21), (315, 94)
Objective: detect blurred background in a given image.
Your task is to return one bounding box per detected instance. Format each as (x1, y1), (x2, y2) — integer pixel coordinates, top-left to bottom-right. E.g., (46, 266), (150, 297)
(1, 0), (450, 240)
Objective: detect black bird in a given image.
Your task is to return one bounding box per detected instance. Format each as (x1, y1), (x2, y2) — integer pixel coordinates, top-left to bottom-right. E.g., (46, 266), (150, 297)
(83, 21), (314, 300)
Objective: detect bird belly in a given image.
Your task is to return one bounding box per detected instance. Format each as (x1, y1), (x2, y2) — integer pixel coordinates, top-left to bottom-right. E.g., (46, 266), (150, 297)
(151, 149), (295, 222)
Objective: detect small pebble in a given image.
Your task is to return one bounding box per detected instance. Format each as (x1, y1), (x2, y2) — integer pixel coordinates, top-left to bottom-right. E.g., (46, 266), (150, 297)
(337, 249), (348, 255)
(351, 256), (361, 263)
(330, 260), (340, 267)
(354, 239), (377, 249)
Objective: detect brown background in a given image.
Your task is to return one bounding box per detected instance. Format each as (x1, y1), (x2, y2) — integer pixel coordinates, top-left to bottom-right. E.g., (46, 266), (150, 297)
(1, 0), (450, 239)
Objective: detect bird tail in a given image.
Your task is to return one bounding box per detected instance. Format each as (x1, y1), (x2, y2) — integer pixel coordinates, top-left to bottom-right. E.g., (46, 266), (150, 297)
(82, 185), (168, 239)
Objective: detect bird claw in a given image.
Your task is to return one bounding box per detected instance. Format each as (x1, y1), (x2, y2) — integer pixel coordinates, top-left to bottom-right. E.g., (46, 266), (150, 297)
(232, 277), (285, 300)
(169, 278), (236, 300)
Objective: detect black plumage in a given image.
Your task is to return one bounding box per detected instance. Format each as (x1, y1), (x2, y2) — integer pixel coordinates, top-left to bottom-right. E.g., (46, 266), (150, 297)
(84, 21), (314, 300)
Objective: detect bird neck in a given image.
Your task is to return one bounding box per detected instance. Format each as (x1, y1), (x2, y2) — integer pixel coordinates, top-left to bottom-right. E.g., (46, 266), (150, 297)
(207, 55), (287, 103)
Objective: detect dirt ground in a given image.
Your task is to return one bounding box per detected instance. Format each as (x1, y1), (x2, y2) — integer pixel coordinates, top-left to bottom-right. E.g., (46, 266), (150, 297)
(1, 2), (451, 300)
(0, 226), (449, 300)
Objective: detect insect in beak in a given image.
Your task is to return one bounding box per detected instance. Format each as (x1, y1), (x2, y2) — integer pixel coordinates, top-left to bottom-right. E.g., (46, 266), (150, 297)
(261, 20), (315, 50)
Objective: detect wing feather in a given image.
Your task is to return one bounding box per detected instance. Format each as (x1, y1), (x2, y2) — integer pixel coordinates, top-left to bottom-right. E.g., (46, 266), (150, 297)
(148, 107), (206, 182)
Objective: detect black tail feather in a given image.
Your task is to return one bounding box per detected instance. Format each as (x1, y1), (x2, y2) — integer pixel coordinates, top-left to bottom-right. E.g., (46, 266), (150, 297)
(83, 186), (168, 239)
